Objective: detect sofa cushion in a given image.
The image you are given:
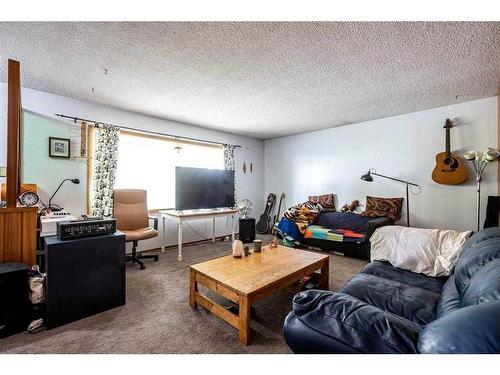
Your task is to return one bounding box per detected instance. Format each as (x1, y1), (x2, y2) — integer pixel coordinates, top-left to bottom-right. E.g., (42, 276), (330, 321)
(361, 196), (404, 222)
(460, 226), (500, 250)
(436, 275), (461, 318)
(418, 300), (500, 354)
(454, 231), (500, 295)
(283, 312), (362, 353)
(341, 273), (441, 326)
(361, 261), (446, 294)
(313, 212), (372, 233)
(308, 193), (336, 212)
(460, 258), (500, 308)
(286, 290), (421, 353)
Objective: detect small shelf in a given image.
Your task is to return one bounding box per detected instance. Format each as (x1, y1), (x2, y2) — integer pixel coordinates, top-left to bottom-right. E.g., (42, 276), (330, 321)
(0, 206), (38, 213)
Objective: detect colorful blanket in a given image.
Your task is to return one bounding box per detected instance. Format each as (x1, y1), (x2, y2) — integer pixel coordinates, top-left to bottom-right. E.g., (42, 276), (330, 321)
(304, 225), (344, 241)
(283, 202), (322, 234)
(304, 225), (366, 242)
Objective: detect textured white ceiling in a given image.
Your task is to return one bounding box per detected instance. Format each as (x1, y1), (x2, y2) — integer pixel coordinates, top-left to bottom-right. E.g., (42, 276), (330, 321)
(0, 22), (499, 139)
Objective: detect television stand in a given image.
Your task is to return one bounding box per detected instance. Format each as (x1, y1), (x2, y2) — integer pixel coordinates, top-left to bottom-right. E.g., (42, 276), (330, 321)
(159, 208), (238, 261)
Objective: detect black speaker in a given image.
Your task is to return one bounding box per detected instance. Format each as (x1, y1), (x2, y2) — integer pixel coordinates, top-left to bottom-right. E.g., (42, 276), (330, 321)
(239, 218), (256, 243)
(0, 263), (30, 338)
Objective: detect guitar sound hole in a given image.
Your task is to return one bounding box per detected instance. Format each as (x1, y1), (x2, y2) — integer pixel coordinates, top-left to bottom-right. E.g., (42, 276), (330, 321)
(441, 157), (459, 172)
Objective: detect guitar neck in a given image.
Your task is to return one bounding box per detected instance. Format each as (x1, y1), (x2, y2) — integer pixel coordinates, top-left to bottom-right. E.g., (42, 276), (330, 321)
(445, 128), (451, 157)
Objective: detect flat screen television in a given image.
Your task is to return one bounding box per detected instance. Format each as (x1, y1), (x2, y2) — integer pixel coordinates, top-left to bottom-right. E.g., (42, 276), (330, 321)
(175, 167), (235, 210)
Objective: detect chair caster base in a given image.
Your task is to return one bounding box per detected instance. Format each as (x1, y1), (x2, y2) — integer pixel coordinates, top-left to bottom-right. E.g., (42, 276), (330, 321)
(126, 253), (159, 270)
(126, 240), (160, 270)
(126, 256), (146, 269)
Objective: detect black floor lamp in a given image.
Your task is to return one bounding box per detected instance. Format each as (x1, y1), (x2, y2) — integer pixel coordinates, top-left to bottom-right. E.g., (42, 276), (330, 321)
(361, 169), (419, 227)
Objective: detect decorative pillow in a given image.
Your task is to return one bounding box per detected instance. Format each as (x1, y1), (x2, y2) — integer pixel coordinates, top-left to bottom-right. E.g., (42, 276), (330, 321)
(308, 193), (336, 212)
(361, 196), (403, 222)
(370, 226), (472, 277)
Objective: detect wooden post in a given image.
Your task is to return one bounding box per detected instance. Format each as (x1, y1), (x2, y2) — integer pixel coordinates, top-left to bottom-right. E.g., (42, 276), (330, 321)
(6, 59), (21, 207)
(0, 59), (37, 266)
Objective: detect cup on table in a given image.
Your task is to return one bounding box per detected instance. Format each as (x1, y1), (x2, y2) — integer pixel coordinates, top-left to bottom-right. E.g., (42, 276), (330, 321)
(253, 239), (262, 252)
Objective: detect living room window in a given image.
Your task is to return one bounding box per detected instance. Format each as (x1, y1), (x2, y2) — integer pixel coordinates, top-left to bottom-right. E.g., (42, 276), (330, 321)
(114, 130), (225, 210)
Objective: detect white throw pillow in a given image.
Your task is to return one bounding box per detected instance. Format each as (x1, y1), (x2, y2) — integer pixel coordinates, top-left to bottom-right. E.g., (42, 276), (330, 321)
(370, 226), (472, 277)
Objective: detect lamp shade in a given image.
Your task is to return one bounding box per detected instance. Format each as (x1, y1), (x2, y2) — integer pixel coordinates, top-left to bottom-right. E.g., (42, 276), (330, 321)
(463, 151), (477, 161)
(360, 170), (373, 182)
(482, 148), (499, 163)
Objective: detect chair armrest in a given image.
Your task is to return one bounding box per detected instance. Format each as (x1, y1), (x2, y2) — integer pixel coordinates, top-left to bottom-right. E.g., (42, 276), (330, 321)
(418, 300), (500, 353)
(365, 216), (393, 239)
(285, 290), (420, 353)
(148, 216), (158, 230)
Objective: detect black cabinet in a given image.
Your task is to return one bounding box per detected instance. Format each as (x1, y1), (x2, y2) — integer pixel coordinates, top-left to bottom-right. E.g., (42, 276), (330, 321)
(0, 263), (30, 338)
(43, 232), (126, 329)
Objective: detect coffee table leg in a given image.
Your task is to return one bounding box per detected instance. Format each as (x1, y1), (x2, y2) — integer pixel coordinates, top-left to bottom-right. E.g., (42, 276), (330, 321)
(319, 258), (330, 290)
(238, 295), (250, 345)
(189, 269), (198, 308)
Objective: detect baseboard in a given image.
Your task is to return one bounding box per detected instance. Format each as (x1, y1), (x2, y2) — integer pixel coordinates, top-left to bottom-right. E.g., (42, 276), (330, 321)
(139, 233), (240, 254)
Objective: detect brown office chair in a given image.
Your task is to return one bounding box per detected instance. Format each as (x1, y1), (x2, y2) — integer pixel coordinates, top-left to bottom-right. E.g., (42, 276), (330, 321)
(113, 189), (159, 269)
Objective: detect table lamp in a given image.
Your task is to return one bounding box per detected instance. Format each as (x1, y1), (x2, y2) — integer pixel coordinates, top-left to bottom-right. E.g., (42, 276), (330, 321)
(47, 178), (80, 212)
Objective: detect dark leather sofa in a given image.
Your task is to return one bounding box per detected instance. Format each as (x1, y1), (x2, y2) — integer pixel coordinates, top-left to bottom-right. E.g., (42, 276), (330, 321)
(283, 227), (500, 353)
(276, 212), (393, 259)
(304, 212), (393, 259)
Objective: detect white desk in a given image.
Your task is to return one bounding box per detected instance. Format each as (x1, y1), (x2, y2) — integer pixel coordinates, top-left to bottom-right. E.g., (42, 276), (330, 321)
(159, 209), (238, 261)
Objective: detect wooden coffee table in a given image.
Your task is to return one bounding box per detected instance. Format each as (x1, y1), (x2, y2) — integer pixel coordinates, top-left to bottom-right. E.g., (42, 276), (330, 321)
(189, 245), (329, 345)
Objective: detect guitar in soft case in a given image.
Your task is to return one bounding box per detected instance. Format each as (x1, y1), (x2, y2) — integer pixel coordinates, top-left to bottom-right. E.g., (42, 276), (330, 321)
(272, 193), (286, 232)
(256, 193), (276, 234)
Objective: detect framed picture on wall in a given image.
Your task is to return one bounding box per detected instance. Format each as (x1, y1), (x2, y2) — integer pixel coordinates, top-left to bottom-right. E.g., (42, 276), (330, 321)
(49, 137), (70, 158)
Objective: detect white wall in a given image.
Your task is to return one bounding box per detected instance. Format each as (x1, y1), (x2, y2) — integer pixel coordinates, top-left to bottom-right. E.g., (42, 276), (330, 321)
(2, 81), (497, 247)
(21, 111), (88, 215)
(0, 82), (265, 252)
(265, 96), (499, 232)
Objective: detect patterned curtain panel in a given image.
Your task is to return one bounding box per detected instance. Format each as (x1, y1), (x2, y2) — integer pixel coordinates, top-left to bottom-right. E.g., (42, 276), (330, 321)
(92, 124), (120, 217)
(223, 144), (236, 171)
(223, 144), (236, 206)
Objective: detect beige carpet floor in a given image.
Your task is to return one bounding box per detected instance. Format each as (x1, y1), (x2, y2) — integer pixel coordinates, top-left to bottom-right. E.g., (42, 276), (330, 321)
(0, 235), (366, 354)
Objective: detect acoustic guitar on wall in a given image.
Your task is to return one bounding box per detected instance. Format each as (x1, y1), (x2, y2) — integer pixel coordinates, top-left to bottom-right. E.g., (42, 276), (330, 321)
(431, 118), (468, 185)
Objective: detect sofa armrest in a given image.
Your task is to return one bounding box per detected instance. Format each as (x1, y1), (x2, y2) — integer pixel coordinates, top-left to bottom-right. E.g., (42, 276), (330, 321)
(418, 300), (500, 354)
(365, 216), (393, 239)
(283, 290), (421, 353)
